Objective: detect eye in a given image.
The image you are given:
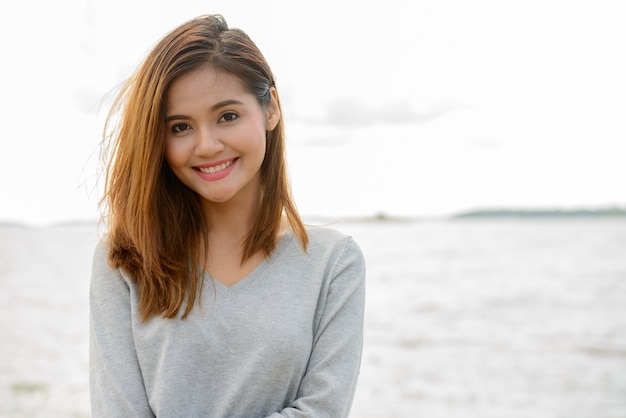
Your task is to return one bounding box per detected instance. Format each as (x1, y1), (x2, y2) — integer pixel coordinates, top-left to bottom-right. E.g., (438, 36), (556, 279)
(171, 123), (190, 133)
(218, 112), (239, 123)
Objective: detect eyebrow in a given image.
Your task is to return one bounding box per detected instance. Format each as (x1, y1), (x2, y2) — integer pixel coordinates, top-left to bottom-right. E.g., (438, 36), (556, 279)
(165, 99), (245, 122)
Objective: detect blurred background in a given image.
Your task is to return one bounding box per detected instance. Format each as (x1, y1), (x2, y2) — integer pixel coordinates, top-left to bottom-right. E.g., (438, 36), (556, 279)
(1, 1), (625, 417)
(0, 0), (624, 224)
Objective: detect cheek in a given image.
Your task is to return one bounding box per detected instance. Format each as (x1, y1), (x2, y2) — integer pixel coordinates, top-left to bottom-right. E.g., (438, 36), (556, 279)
(246, 116), (270, 153)
(248, 132), (267, 162)
(164, 140), (185, 169)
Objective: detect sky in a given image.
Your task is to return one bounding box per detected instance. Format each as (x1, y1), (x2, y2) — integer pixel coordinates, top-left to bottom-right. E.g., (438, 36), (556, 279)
(1, 0), (625, 225)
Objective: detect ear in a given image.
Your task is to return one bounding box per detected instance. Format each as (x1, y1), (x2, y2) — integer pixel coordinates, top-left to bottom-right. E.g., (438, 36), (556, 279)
(265, 87), (281, 131)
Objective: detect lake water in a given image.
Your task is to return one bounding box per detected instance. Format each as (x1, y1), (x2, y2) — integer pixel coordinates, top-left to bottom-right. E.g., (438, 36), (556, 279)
(1, 219), (625, 417)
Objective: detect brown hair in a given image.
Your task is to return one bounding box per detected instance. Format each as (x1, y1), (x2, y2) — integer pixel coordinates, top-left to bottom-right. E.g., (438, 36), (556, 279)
(101, 14), (307, 321)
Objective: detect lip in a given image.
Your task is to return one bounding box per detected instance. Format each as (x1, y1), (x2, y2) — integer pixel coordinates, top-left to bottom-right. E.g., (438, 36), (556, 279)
(193, 158), (237, 181)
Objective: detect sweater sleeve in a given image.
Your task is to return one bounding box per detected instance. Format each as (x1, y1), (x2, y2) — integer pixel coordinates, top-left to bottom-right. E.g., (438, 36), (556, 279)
(89, 239), (155, 418)
(268, 236), (366, 418)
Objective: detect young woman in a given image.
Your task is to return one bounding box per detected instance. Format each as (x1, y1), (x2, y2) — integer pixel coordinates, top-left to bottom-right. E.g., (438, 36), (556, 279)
(90, 14), (366, 417)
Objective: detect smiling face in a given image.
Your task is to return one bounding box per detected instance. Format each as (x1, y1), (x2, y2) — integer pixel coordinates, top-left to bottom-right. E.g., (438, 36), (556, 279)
(164, 65), (280, 211)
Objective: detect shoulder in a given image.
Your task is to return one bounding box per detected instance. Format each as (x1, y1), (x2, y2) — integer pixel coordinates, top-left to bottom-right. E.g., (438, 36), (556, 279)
(278, 226), (364, 269)
(91, 235), (111, 272)
(302, 226), (366, 275)
(305, 226), (358, 249)
(302, 225), (361, 253)
(306, 225), (342, 241)
(90, 235), (132, 291)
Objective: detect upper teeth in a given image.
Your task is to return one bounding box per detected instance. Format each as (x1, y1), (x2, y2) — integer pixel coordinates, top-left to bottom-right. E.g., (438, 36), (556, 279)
(198, 160), (233, 174)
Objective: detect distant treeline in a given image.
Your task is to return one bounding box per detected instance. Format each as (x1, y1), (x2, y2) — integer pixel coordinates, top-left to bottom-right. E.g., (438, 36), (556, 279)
(452, 207), (626, 219)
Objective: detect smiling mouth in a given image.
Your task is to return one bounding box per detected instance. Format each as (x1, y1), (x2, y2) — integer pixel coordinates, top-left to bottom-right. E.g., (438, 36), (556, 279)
(195, 159), (235, 174)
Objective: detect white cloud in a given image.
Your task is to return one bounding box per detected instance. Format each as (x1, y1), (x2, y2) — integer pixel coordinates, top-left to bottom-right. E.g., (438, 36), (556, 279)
(1, 0), (625, 223)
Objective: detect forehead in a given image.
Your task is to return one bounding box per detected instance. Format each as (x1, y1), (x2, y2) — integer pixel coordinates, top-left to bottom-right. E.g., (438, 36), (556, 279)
(166, 65), (250, 107)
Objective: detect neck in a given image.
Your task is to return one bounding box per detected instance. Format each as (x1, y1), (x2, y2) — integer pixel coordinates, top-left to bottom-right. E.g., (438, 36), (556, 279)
(203, 170), (261, 231)
(204, 199), (257, 238)
(200, 190), (261, 269)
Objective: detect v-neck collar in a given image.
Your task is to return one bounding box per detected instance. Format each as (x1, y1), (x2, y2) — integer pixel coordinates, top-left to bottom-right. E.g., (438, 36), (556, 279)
(207, 229), (295, 294)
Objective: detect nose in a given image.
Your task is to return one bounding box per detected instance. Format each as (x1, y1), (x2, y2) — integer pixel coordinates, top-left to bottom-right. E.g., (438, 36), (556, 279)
(194, 125), (225, 157)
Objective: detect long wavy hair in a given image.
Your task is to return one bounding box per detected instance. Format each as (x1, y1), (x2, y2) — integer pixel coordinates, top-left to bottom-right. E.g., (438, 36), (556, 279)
(101, 14), (308, 321)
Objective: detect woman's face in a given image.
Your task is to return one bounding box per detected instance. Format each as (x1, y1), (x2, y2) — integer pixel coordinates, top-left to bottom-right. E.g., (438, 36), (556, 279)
(164, 65), (280, 209)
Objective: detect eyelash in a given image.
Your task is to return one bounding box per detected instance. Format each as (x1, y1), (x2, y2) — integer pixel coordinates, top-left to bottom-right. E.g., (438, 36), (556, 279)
(219, 112), (238, 123)
(169, 112), (239, 134)
(171, 123), (190, 133)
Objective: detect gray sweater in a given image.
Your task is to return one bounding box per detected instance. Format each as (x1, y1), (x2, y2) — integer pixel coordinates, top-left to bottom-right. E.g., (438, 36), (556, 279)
(90, 227), (365, 417)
